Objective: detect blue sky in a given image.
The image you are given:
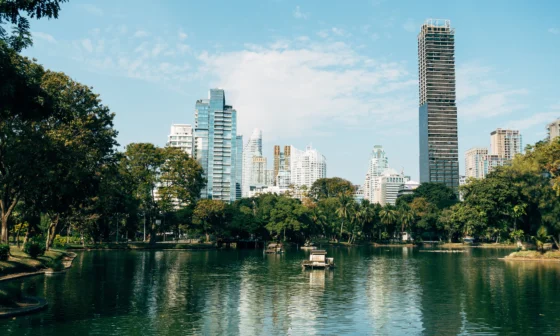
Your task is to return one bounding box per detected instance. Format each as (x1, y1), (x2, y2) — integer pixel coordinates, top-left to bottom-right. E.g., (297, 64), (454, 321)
(23, 0), (560, 184)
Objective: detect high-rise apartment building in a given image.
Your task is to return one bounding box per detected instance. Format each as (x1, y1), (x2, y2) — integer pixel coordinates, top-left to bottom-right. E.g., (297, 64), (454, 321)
(273, 145), (292, 186)
(363, 145), (389, 203)
(167, 124), (194, 156)
(194, 89), (239, 202)
(465, 147), (488, 179)
(547, 119), (560, 143)
(290, 145), (327, 187)
(418, 19), (459, 190)
(242, 129), (263, 197)
(490, 128), (522, 160)
(251, 156), (267, 185)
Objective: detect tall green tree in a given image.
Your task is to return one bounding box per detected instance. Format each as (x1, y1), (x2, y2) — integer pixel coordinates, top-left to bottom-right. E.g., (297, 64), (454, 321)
(122, 143), (164, 244)
(335, 193), (354, 242)
(192, 199), (226, 242)
(309, 177), (355, 201)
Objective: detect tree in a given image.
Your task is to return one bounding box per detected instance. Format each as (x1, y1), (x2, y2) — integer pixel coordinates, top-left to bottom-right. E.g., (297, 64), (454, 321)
(379, 206), (397, 238)
(335, 193), (354, 242)
(412, 182), (458, 209)
(192, 200), (227, 242)
(0, 0), (68, 51)
(122, 143), (164, 244)
(399, 208), (415, 235)
(309, 177), (355, 201)
(193, 199), (226, 242)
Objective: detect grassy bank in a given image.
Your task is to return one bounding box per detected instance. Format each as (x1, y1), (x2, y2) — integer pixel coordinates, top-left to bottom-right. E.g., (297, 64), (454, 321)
(0, 247), (67, 278)
(504, 250), (560, 261)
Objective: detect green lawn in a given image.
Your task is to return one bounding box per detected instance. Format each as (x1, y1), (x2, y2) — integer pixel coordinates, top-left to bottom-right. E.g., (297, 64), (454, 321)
(0, 247), (66, 277)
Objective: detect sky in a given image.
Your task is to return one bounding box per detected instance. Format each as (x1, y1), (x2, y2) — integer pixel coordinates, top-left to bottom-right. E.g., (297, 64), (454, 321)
(22, 0), (560, 184)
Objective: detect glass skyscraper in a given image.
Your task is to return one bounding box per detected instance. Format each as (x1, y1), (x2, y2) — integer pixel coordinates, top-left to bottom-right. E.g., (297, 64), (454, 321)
(194, 89), (240, 202)
(418, 19), (459, 191)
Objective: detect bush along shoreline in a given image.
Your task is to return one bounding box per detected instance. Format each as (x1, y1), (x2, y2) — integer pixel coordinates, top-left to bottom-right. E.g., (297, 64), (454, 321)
(0, 245), (75, 281)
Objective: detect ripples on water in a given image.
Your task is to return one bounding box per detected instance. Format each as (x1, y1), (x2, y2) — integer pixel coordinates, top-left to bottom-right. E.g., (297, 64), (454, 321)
(1, 247), (559, 335)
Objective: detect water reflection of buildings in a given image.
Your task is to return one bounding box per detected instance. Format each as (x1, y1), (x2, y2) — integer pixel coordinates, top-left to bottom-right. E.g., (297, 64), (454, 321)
(366, 248), (423, 333)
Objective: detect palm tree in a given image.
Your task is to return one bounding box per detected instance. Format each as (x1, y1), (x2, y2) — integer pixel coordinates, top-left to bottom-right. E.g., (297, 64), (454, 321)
(379, 206), (397, 239)
(532, 226), (551, 254)
(336, 193), (354, 242)
(400, 209), (415, 237)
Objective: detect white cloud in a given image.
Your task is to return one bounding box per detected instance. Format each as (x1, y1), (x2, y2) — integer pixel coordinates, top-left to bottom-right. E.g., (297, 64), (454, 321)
(457, 62), (528, 119)
(549, 28), (559, 35)
(179, 31), (188, 40)
(79, 4), (103, 16)
(293, 6), (308, 19)
(504, 111), (560, 131)
(33, 32), (56, 43)
(81, 39), (93, 53)
(317, 30), (329, 38)
(198, 40), (416, 139)
(403, 19), (416, 33)
(331, 27), (348, 36)
(134, 30), (149, 38)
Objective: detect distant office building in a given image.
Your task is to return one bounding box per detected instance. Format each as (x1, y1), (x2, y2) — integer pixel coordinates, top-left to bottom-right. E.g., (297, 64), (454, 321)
(378, 169), (409, 206)
(459, 175), (467, 186)
(167, 124), (194, 156)
(242, 129), (263, 197)
(264, 169), (275, 186)
(235, 135), (243, 200)
(418, 19), (460, 191)
(363, 145), (389, 204)
(194, 88), (239, 202)
(252, 156), (267, 185)
(273, 145), (291, 185)
(547, 118), (560, 143)
(397, 180), (420, 198)
(465, 147), (488, 179)
(490, 128), (522, 160)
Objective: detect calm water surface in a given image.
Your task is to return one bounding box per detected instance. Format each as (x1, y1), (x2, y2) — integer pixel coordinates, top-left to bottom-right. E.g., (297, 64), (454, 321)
(1, 247), (559, 335)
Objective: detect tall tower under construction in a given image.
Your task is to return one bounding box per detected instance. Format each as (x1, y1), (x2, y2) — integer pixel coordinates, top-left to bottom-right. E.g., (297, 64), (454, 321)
(418, 19), (459, 190)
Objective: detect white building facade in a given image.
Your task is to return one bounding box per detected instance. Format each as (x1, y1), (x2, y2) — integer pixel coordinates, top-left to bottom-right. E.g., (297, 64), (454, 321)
(378, 169), (409, 206)
(167, 124), (194, 156)
(465, 147), (488, 179)
(290, 145), (327, 188)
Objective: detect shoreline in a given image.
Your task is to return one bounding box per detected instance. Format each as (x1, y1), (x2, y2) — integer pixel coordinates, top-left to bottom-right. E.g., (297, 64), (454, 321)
(0, 249), (77, 282)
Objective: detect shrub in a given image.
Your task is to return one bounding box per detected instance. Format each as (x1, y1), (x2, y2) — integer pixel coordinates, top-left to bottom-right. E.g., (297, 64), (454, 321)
(0, 244), (9, 261)
(23, 240), (46, 259)
(46, 259), (64, 271)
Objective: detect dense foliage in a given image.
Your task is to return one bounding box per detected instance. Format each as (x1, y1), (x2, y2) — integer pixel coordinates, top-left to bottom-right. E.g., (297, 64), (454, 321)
(0, 243), (9, 261)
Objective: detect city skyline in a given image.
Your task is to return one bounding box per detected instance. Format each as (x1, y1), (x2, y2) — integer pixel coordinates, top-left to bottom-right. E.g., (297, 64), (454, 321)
(21, 0), (560, 184)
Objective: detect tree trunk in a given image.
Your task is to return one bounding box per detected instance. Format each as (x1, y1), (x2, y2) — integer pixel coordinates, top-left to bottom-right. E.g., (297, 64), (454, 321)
(205, 232), (210, 242)
(16, 224), (22, 247)
(45, 214), (60, 251)
(339, 220), (344, 242)
(0, 198), (18, 244)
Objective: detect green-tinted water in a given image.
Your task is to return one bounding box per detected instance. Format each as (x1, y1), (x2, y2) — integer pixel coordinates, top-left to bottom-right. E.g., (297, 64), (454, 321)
(1, 247), (559, 335)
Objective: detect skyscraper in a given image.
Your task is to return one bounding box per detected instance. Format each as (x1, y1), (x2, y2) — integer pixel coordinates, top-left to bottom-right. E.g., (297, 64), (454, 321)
(490, 128), (522, 160)
(363, 145), (389, 203)
(418, 19), (459, 190)
(167, 124), (194, 156)
(194, 89), (239, 202)
(242, 129), (263, 197)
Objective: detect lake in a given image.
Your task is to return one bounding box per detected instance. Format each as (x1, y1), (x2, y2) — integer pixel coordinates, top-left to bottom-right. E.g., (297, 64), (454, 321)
(1, 247), (559, 335)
